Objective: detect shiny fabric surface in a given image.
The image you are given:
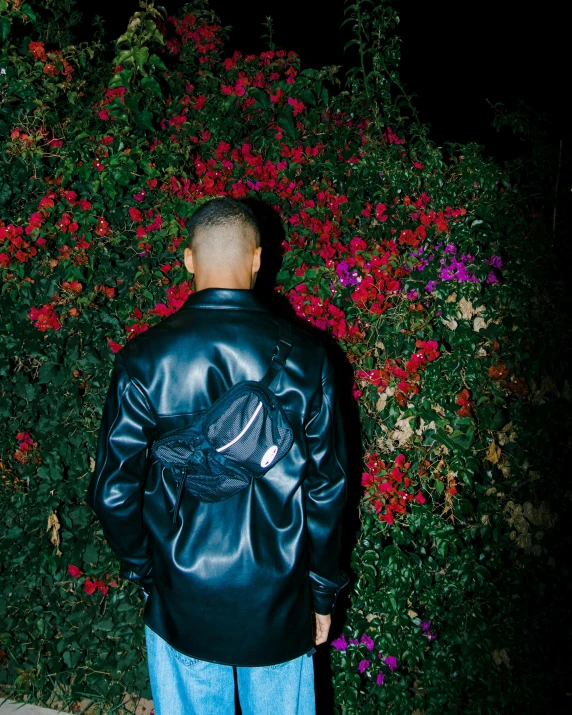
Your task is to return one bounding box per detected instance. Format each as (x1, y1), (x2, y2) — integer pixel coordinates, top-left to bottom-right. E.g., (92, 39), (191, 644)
(86, 288), (350, 666)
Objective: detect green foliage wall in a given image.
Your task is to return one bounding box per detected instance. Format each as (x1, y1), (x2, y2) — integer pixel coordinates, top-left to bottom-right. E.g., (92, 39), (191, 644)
(1, 1), (570, 712)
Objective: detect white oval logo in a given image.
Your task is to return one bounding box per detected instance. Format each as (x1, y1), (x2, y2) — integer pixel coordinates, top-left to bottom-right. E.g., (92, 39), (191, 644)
(260, 445), (278, 468)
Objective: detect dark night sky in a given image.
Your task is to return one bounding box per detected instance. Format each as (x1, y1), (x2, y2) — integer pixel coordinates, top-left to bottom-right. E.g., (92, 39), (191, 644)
(81, 0), (566, 161)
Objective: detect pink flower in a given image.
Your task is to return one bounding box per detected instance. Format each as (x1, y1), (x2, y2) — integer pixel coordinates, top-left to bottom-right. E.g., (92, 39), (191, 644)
(376, 672), (385, 686)
(358, 659), (370, 674)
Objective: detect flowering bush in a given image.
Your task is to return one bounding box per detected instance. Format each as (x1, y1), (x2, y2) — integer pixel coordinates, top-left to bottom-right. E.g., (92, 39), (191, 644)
(1, 1), (570, 713)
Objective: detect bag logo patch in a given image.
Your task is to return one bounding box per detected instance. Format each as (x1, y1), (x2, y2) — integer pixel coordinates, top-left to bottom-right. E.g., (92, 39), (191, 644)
(260, 444), (278, 468)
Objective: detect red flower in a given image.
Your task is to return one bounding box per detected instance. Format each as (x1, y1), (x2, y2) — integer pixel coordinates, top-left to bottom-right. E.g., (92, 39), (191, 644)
(107, 338), (124, 353)
(29, 41), (46, 61)
(129, 207), (144, 222)
(67, 564), (84, 578)
(94, 579), (109, 595)
(29, 304), (61, 332)
(375, 203), (388, 222)
(83, 578), (97, 595)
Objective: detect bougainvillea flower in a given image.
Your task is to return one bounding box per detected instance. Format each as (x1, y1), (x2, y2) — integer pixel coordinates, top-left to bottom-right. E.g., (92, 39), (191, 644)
(360, 634), (375, 651)
(331, 634), (348, 651)
(83, 578), (97, 595)
(358, 659), (371, 673)
(29, 304), (61, 332)
(67, 564), (84, 578)
(376, 672), (385, 686)
(94, 578), (108, 595)
(384, 655), (398, 673)
(129, 207), (144, 222)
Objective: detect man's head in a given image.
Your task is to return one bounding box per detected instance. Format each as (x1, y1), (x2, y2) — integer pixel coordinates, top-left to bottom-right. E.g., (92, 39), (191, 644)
(183, 197), (262, 291)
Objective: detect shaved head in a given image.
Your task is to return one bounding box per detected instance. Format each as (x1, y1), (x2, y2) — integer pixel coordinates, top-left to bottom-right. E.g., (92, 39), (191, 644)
(191, 221), (259, 268)
(187, 197), (261, 267)
(183, 197), (263, 291)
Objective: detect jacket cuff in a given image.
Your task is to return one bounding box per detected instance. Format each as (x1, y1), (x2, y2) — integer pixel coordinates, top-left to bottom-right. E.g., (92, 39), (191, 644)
(309, 569), (350, 615)
(120, 564), (153, 593)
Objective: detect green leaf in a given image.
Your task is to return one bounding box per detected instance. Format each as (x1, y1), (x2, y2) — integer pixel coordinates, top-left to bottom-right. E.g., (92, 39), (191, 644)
(21, 4), (37, 22)
(131, 46), (150, 74)
(83, 542), (98, 565)
(0, 16), (10, 41)
(251, 88), (270, 109)
(149, 53), (168, 71)
(141, 76), (162, 98)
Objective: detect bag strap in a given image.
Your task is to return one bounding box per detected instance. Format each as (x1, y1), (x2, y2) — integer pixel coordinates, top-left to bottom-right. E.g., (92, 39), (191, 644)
(259, 319), (293, 388)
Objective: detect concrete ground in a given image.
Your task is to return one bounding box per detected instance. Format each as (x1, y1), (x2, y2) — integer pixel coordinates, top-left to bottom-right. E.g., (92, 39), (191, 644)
(0, 697), (154, 715)
(0, 702), (69, 714)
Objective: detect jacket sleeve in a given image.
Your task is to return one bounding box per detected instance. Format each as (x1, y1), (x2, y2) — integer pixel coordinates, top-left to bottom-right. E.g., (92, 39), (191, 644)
(86, 349), (156, 592)
(303, 352), (350, 615)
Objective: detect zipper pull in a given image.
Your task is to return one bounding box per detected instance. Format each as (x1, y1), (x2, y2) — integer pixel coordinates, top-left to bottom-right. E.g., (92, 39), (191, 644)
(172, 467), (186, 528)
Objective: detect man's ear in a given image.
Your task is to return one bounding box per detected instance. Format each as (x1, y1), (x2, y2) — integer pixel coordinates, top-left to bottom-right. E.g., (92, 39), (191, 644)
(252, 245), (262, 275)
(183, 246), (195, 275)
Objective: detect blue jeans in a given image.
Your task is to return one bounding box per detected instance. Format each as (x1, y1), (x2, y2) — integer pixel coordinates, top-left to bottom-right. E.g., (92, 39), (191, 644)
(143, 598), (316, 715)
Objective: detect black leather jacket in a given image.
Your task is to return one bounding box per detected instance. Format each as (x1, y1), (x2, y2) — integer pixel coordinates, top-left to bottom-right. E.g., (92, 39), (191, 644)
(86, 287), (350, 666)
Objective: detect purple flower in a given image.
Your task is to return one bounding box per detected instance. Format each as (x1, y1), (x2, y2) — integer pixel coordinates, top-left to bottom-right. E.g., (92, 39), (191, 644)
(425, 280), (437, 292)
(420, 621), (432, 632)
(485, 271), (499, 284)
(437, 256), (480, 284)
(376, 672), (385, 686)
(443, 242), (457, 255)
(360, 634), (375, 651)
(335, 261), (360, 287)
(349, 637), (359, 645)
(331, 634), (348, 651)
(485, 254), (503, 268)
(407, 289), (419, 300)
(358, 659), (371, 673)
(384, 655), (398, 673)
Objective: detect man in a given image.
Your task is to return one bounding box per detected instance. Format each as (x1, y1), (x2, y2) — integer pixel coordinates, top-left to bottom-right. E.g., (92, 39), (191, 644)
(86, 197), (350, 714)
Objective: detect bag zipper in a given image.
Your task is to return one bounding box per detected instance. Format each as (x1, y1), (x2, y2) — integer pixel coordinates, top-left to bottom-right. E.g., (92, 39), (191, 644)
(172, 466), (187, 528)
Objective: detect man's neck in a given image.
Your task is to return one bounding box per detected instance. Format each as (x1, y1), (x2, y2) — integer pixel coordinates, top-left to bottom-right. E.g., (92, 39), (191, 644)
(194, 273), (254, 291)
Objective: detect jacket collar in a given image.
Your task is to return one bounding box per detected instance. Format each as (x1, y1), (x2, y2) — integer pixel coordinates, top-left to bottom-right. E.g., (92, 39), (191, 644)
(180, 287), (269, 311)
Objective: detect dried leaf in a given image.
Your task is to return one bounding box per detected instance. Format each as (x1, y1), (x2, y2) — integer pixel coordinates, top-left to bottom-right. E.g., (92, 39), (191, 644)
(485, 441), (501, 463)
(473, 316), (490, 332)
(47, 512), (62, 556)
(389, 416), (414, 447)
(457, 297), (475, 320)
(441, 317), (458, 331)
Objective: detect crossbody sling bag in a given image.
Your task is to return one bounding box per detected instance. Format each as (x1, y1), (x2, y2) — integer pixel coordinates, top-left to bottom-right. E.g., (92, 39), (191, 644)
(150, 319), (294, 529)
